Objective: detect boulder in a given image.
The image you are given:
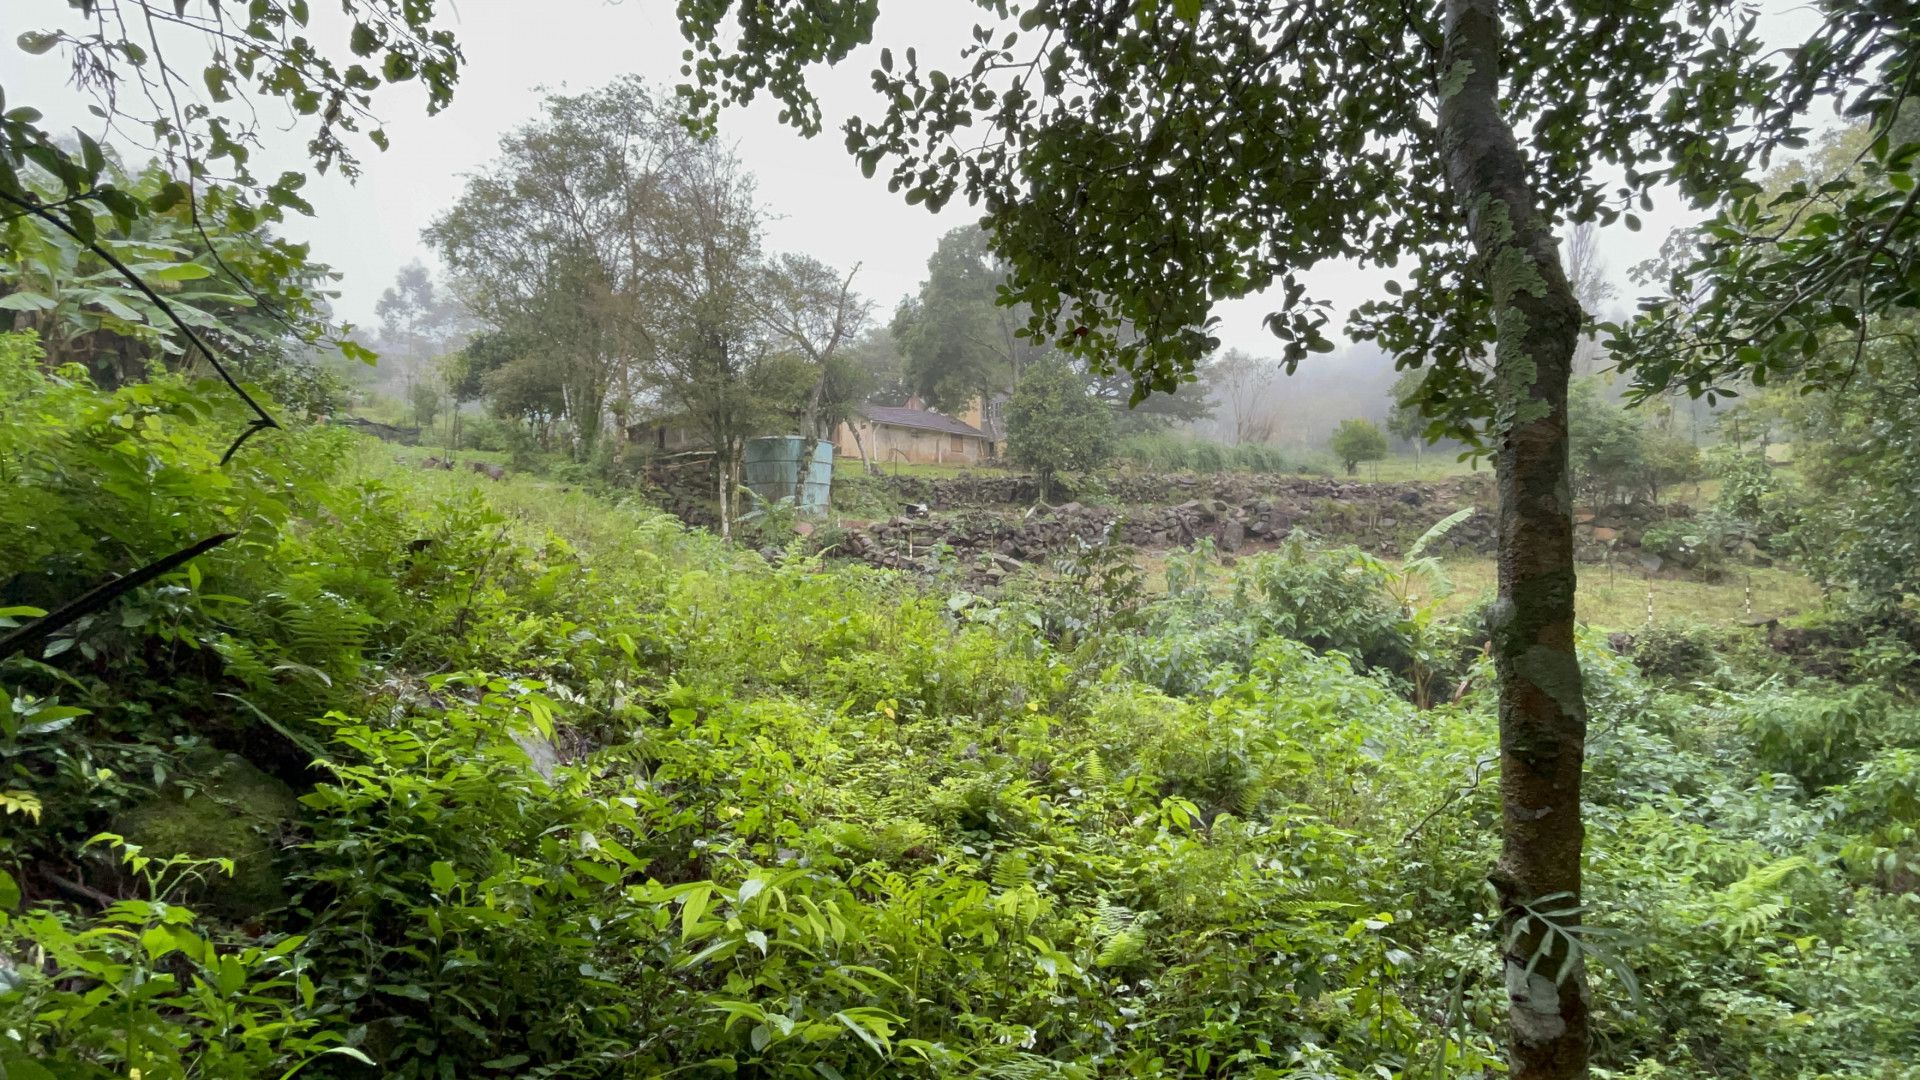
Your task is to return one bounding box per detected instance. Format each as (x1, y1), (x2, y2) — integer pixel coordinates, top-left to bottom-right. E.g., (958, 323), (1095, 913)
(110, 752), (301, 920)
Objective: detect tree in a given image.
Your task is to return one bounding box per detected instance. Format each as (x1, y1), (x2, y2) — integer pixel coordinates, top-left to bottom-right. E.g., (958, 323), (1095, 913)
(1568, 379), (1704, 509)
(891, 226), (1035, 413)
(673, 4), (1773, 1073)
(755, 252), (873, 442)
(1085, 365), (1214, 432)
(895, 226), (1211, 430)
(1783, 319), (1920, 612)
(427, 79), (682, 455)
(1613, 7), (1918, 405)
(1201, 349), (1282, 446)
(405, 378), (441, 429)
(373, 262), (475, 389)
(1005, 359), (1113, 500)
(1386, 369), (1433, 475)
(1568, 379), (1647, 509)
(1330, 418), (1389, 476)
(1563, 221), (1618, 377)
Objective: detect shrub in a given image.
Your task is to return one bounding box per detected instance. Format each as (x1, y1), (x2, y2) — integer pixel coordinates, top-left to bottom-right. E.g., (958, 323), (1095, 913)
(1189, 439), (1226, 472)
(1329, 418), (1389, 475)
(1005, 359), (1113, 498)
(1640, 520), (1725, 573)
(1628, 620), (1722, 681)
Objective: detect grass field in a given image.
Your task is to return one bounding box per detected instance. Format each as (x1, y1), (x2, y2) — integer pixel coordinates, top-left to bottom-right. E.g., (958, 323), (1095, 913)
(1434, 556), (1824, 632)
(1351, 451), (1489, 483)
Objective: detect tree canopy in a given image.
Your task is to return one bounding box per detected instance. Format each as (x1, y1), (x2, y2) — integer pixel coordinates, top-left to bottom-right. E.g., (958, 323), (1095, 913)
(1613, 7), (1920, 402)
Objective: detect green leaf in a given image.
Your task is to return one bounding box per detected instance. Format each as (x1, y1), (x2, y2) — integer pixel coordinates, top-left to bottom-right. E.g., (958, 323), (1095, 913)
(378, 982), (433, 1001)
(430, 860), (456, 893)
(0, 292), (56, 312)
(150, 180), (189, 213)
(149, 262), (214, 282)
(681, 884), (712, 938)
(17, 31), (59, 56)
(0, 1050), (57, 1080)
(0, 869), (19, 912)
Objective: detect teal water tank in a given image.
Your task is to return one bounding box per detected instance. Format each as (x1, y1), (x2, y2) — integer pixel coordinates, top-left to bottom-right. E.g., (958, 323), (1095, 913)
(743, 436), (835, 517)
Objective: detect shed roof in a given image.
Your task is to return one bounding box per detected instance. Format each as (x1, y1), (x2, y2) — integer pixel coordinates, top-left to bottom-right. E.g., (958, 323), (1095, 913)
(860, 405), (986, 438)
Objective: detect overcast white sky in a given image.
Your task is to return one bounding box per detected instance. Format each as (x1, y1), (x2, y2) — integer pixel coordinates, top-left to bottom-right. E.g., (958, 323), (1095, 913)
(9, 1), (1829, 356)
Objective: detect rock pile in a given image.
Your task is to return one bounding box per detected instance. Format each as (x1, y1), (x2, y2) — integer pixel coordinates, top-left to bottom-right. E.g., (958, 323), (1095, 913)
(1574, 501), (1696, 561)
(639, 453), (719, 528)
(875, 469), (1490, 511)
(840, 492), (1493, 575)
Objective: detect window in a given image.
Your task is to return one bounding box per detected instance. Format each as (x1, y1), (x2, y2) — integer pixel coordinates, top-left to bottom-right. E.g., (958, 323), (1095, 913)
(951, 435), (968, 453)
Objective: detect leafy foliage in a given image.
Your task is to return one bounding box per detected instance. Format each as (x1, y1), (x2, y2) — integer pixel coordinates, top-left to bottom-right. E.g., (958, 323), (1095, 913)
(3, 341), (1919, 1078)
(1005, 359), (1115, 499)
(1568, 379), (1705, 509)
(2, 159), (348, 413)
(1329, 419), (1389, 476)
(674, 0), (1772, 435)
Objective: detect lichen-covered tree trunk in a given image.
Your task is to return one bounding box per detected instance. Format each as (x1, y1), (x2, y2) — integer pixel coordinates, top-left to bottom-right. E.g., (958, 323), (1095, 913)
(1437, 2), (1590, 1077)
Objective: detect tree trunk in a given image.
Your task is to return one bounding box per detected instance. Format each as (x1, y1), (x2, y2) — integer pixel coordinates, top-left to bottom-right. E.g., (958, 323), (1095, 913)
(717, 443), (733, 542)
(800, 375), (828, 441)
(849, 421), (874, 475)
(1438, 3), (1590, 1078)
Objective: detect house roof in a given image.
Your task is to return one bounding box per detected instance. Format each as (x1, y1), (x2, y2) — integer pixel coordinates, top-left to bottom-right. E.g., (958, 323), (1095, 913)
(861, 405), (985, 438)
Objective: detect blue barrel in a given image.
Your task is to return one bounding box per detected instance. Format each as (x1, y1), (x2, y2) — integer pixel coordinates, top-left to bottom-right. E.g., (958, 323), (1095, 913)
(743, 436), (835, 517)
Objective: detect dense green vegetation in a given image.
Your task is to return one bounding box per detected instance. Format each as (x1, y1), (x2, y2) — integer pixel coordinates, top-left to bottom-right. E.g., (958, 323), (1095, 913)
(8, 2), (1920, 1076)
(4, 338), (1919, 1078)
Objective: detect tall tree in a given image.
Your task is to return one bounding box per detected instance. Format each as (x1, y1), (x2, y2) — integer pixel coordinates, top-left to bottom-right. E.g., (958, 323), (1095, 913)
(636, 140), (774, 538)
(1563, 222), (1617, 376)
(374, 263), (473, 375)
(673, 3), (1771, 1075)
(755, 253), (873, 440)
(426, 79), (690, 454)
(890, 225), (1037, 412)
(1203, 348), (1283, 446)
(1387, 368), (1433, 475)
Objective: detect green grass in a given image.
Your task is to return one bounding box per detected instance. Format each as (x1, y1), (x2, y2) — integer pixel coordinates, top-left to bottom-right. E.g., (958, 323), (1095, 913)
(1435, 556), (1823, 631)
(1351, 451), (1489, 483)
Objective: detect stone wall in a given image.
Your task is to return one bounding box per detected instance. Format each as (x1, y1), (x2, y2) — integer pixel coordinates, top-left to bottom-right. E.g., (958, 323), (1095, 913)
(835, 486), (1495, 580)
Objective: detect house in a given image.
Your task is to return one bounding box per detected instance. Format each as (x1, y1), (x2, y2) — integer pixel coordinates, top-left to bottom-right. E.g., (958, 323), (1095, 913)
(835, 397), (996, 466)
